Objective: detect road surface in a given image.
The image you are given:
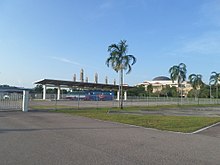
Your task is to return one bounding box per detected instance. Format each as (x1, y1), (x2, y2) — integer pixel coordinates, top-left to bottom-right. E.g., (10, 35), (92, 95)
(0, 111), (220, 165)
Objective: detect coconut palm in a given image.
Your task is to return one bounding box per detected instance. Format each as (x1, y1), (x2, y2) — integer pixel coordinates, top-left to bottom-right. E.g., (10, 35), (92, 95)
(106, 40), (136, 109)
(210, 71), (220, 98)
(169, 63), (187, 104)
(169, 63), (187, 85)
(188, 74), (203, 98)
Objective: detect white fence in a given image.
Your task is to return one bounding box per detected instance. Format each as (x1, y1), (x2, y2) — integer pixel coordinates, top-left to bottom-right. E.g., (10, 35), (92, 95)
(0, 91), (29, 111)
(0, 93), (22, 110)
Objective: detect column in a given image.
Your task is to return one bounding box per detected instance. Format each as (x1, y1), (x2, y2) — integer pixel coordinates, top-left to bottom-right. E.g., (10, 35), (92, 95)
(124, 91), (127, 100)
(43, 85), (47, 100)
(57, 86), (61, 100)
(116, 91), (120, 100)
(22, 90), (29, 112)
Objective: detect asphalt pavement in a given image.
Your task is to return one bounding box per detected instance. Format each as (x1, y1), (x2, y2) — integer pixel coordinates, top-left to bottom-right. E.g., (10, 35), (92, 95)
(0, 111), (220, 165)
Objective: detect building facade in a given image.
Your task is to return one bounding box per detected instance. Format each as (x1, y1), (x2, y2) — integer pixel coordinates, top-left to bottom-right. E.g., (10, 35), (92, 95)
(138, 76), (192, 97)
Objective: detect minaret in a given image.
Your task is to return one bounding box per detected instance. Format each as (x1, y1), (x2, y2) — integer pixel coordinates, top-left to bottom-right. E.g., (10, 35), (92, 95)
(114, 79), (116, 85)
(95, 73), (98, 84)
(105, 76), (108, 84)
(80, 69), (84, 82)
(73, 74), (76, 82)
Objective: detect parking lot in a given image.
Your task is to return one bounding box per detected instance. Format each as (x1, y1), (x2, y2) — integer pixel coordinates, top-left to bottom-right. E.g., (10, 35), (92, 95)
(0, 111), (220, 165)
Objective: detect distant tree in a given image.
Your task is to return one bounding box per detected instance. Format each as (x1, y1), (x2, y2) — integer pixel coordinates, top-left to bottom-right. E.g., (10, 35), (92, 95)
(199, 84), (210, 98)
(210, 71), (220, 98)
(106, 40), (136, 109)
(169, 63), (187, 103)
(46, 88), (57, 94)
(169, 63), (187, 86)
(34, 85), (43, 93)
(161, 85), (178, 97)
(188, 84), (210, 98)
(127, 86), (146, 96)
(160, 85), (170, 97)
(169, 86), (178, 97)
(188, 74), (203, 98)
(146, 84), (153, 96)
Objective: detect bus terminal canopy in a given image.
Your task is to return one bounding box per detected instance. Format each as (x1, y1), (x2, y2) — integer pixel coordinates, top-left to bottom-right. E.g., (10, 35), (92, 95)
(35, 79), (134, 100)
(35, 79), (134, 91)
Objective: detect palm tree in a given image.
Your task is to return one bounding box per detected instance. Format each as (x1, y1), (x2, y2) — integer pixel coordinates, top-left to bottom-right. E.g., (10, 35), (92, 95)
(188, 74), (203, 99)
(169, 63), (187, 104)
(210, 71), (220, 98)
(106, 40), (136, 109)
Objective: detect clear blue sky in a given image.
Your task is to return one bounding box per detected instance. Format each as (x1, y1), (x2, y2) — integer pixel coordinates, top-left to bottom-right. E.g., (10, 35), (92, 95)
(1, 0), (220, 88)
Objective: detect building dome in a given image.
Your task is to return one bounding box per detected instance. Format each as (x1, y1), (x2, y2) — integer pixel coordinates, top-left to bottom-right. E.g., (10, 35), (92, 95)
(153, 76), (171, 81)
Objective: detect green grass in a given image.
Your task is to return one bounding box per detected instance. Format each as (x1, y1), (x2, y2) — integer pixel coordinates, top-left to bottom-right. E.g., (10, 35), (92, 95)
(54, 108), (220, 133)
(30, 103), (220, 111)
(30, 104), (220, 133)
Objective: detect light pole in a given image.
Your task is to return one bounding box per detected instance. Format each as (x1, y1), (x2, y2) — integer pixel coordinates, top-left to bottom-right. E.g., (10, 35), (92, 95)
(209, 83), (212, 104)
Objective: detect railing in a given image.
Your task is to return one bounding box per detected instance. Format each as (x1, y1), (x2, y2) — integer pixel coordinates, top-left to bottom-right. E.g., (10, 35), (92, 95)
(30, 94), (220, 109)
(0, 93), (23, 110)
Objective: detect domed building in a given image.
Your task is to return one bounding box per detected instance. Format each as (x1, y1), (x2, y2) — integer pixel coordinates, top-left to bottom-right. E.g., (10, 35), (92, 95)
(138, 76), (178, 93)
(138, 76), (192, 97)
(152, 76), (171, 81)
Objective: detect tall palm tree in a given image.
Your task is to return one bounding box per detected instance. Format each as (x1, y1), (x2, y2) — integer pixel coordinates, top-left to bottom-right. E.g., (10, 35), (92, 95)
(188, 73), (203, 98)
(210, 71), (220, 98)
(169, 63), (187, 104)
(106, 40), (136, 109)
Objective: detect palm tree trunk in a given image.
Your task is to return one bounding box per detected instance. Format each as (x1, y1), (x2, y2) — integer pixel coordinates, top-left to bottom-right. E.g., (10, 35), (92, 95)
(178, 74), (183, 105)
(120, 69), (123, 109)
(118, 73), (121, 108)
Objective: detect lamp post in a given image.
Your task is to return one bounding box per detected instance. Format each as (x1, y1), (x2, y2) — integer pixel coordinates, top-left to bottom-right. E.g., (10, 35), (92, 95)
(209, 82), (212, 104)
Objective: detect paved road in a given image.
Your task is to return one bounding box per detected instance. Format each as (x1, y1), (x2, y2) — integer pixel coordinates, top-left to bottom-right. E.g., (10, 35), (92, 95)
(0, 112), (220, 165)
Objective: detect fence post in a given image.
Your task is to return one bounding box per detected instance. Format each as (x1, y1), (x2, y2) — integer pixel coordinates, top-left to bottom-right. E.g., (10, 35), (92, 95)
(22, 90), (29, 112)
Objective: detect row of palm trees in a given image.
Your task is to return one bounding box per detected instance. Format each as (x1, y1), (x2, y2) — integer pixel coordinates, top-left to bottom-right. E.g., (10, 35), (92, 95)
(106, 40), (220, 108)
(169, 63), (220, 99)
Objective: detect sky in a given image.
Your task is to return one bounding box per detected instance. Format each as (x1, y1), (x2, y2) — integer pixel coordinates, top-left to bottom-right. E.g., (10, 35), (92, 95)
(1, 0), (220, 88)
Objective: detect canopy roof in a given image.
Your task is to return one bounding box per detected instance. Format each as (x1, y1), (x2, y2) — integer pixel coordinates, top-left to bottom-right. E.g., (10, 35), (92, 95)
(35, 79), (134, 91)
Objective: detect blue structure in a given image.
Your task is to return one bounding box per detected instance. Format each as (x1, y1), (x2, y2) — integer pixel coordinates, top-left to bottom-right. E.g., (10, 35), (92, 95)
(66, 90), (114, 101)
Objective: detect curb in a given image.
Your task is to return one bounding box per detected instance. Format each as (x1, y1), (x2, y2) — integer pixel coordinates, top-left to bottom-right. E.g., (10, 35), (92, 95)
(191, 122), (220, 134)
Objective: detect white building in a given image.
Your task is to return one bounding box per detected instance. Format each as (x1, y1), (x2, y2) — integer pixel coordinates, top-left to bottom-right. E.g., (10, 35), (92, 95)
(138, 76), (192, 97)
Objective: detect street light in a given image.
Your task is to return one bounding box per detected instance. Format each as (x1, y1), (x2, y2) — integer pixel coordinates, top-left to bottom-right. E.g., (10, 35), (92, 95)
(209, 82), (212, 104)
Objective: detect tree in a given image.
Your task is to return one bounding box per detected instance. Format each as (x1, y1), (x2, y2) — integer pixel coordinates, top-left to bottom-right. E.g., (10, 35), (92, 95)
(106, 40), (136, 109)
(210, 71), (220, 98)
(188, 74), (203, 98)
(146, 84), (153, 96)
(34, 85), (43, 93)
(160, 85), (178, 97)
(169, 86), (178, 97)
(169, 63), (187, 104)
(127, 86), (146, 96)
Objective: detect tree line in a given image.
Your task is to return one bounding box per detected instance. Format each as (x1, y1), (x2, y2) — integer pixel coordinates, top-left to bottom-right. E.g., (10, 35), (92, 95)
(128, 63), (220, 99)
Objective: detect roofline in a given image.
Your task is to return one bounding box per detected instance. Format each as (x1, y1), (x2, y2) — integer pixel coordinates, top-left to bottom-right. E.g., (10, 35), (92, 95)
(34, 79), (134, 90)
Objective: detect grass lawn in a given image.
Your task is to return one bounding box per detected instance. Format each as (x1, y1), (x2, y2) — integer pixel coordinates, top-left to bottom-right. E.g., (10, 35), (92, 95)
(51, 107), (220, 133)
